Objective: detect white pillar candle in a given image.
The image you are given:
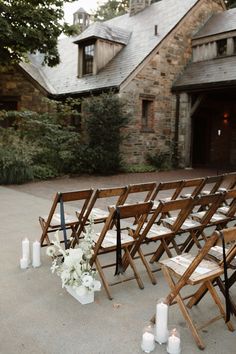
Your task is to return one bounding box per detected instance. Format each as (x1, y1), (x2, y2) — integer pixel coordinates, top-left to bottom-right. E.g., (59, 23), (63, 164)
(155, 299), (168, 344)
(22, 238), (30, 265)
(167, 329), (181, 354)
(141, 332), (155, 353)
(20, 258), (28, 269)
(32, 240), (41, 268)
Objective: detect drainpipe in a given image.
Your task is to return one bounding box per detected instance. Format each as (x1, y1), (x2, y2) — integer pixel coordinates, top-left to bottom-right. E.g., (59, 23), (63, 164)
(173, 93), (180, 168)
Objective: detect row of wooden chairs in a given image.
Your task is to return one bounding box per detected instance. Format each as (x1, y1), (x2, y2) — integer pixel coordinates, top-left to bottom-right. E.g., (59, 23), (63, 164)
(39, 172), (236, 248)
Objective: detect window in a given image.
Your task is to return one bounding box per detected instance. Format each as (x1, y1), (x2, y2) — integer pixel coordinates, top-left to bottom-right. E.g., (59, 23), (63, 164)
(83, 44), (94, 75)
(141, 99), (154, 131)
(217, 39), (227, 57)
(0, 97), (18, 128)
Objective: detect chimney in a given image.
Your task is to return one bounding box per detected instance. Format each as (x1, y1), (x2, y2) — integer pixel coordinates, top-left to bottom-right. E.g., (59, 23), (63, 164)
(129, 0), (151, 17)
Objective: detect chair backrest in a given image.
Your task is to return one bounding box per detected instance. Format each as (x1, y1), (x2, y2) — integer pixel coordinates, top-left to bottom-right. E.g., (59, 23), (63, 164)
(200, 175), (224, 195)
(122, 182), (157, 205)
(179, 177), (205, 198)
(83, 186), (128, 222)
(220, 172), (236, 191)
(151, 180), (184, 202)
(40, 189), (94, 246)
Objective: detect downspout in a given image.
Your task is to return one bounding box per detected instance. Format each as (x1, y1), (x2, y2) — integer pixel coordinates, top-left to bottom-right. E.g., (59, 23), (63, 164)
(173, 93), (180, 168)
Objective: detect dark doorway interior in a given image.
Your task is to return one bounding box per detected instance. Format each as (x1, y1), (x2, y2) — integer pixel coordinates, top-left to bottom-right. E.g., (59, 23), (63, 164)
(191, 90), (236, 170)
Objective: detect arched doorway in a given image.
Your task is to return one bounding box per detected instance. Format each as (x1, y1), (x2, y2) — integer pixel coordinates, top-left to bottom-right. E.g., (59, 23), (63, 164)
(191, 90), (236, 170)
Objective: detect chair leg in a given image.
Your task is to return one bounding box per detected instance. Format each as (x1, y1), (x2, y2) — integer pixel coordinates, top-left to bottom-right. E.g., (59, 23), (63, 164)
(137, 247), (157, 285)
(124, 247), (144, 290)
(216, 278), (236, 316)
(94, 258), (113, 300)
(162, 266), (205, 350)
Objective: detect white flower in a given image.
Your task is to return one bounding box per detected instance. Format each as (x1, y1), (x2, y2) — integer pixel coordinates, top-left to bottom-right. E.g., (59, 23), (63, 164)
(46, 245), (56, 257)
(92, 280), (101, 292)
(63, 248), (83, 268)
(81, 274), (94, 288)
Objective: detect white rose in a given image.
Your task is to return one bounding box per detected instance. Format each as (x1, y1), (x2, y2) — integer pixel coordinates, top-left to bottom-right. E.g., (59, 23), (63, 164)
(81, 274), (94, 288)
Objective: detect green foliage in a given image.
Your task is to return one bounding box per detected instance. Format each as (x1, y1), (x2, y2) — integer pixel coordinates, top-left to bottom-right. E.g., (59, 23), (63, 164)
(94, 0), (160, 21)
(81, 92), (129, 174)
(146, 151), (172, 171)
(0, 0), (76, 67)
(0, 107), (82, 184)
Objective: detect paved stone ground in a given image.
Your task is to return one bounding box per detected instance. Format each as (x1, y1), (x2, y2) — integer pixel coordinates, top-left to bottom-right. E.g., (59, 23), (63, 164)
(1, 168), (235, 354)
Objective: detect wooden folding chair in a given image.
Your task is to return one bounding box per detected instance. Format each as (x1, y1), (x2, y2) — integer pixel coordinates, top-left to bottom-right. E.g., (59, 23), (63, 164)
(90, 201), (153, 300)
(148, 193), (224, 263)
(39, 189), (93, 248)
(188, 227), (236, 316)
(157, 230), (235, 350)
(125, 198), (194, 284)
(76, 186), (128, 226)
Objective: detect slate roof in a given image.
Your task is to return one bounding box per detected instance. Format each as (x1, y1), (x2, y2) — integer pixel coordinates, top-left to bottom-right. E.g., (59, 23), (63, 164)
(173, 56), (236, 91)
(194, 8), (236, 39)
(73, 22), (131, 45)
(20, 0), (199, 96)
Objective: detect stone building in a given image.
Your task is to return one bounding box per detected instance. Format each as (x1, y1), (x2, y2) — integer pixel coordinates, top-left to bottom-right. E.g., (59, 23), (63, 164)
(1, 0), (233, 169)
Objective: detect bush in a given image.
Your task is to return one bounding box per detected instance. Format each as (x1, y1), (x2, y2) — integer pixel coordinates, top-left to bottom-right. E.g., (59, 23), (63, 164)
(82, 92), (129, 174)
(0, 108), (82, 184)
(146, 151), (172, 171)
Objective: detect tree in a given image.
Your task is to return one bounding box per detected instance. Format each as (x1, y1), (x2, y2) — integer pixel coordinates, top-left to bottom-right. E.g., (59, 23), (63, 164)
(95, 0), (160, 21)
(0, 0), (76, 67)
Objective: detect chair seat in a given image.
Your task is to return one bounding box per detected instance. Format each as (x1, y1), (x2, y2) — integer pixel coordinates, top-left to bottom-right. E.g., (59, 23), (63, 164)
(163, 216), (201, 230)
(43, 213), (78, 227)
(209, 245), (236, 268)
(191, 211), (226, 222)
(142, 223), (171, 238)
(217, 206), (230, 215)
(93, 229), (133, 248)
(160, 253), (223, 285)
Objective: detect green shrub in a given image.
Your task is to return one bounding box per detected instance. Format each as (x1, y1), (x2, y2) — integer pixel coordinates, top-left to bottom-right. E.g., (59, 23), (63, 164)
(0, 147), (33, 184)
(82, 92), (129, 175)
(146, 151), (172, 170)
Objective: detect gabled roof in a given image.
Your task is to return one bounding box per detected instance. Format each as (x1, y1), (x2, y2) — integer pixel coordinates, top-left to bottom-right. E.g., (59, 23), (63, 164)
(21, 0), (200, 96)
(73, 22), (131, 45)
(173, 56), (236, 91)
(194, 8), (236, 39)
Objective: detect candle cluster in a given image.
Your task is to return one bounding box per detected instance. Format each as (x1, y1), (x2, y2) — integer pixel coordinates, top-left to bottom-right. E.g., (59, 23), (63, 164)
(141, 298), (181, 353)
(20, 238), (41, 269)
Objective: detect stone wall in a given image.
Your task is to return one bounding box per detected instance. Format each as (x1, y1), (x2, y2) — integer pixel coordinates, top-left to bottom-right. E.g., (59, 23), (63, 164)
(0, 66), (51, 113)
(120, 0), (224, 166)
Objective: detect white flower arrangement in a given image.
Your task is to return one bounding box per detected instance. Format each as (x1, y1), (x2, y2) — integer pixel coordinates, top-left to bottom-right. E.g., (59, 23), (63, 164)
(47, 219), (101, 296)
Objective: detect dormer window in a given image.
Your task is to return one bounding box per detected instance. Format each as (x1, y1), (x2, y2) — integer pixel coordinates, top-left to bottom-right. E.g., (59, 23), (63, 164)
(217, 39), (227, 57)
(83, 43), (94, 75)
(74, 22), (131, 78)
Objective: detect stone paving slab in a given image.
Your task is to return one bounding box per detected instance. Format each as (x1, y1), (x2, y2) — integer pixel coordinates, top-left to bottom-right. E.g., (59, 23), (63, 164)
(0, 169), (235, 354)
